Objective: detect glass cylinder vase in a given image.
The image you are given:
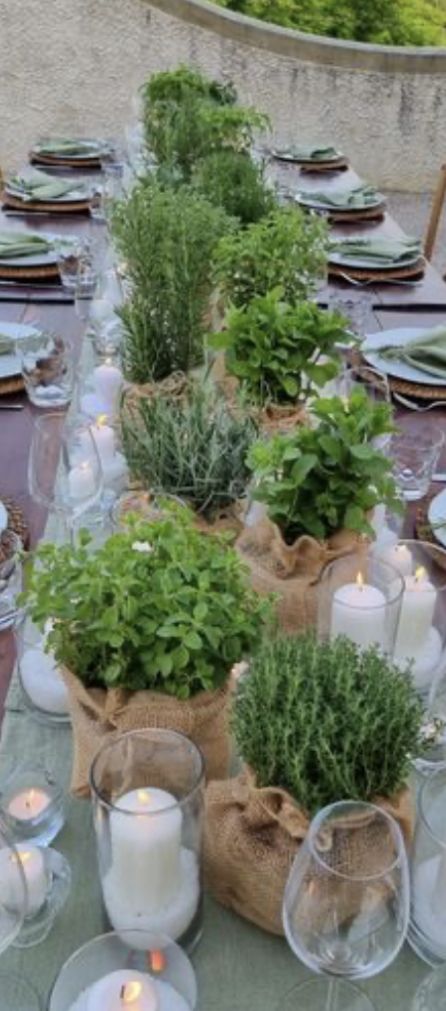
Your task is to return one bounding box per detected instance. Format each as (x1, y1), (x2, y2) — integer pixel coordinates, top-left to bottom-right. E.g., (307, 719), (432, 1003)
(89, 729), (204, 952)
(317, 552), (404, 657)
(409, 768), (446, 965)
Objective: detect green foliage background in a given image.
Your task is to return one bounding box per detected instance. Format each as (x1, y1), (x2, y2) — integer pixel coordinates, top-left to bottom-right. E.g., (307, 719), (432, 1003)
(215, 0), (446, 45)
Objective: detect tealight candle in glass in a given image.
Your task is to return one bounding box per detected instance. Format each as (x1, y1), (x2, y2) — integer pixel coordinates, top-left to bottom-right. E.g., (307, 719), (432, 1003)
(409, 767), (446, 965)
(318, 552), (404, 656)
(0, 764), (65, 846)
(89, 729), (204, 952)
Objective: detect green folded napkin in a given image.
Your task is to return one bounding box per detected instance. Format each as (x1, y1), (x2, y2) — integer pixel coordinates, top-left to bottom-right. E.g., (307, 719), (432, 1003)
(0, 333), (15, 355)
(275, 144), (339, 161)
(8, 169), (83, 202)
(301, 185), (380, 209)
(375, 325), (446, 379)
(35, 138), (101, 156)
(0, 230), (53, 259)
(330, 237), (420, 265)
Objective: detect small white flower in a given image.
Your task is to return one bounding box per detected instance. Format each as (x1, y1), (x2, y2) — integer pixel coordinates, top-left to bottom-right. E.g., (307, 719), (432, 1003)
(132, 541), (154, 554)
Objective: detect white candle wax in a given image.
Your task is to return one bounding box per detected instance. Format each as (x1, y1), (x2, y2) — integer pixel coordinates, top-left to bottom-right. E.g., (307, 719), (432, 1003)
(20, 645), (69, 715)
(414, 854), (446, 955)
(80, 392), (111, 419)
(90, 415), (115, 465)
(0, 500), (7, 533)
(0, 844), (47, 916)
(394, 567), (437, 662)
(7, 788), (51, 822)
(380, 543), (413, 577)
(102, 451), (128, 488)
(93, 359), (123, 409)
(331, 575), (386, 649)
(70, 972), (190, 1011)
(68, 461), (96, 501)
(110, 788), (182, 913)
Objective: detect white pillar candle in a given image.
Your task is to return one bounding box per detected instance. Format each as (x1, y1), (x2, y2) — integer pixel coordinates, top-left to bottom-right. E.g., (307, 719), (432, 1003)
(90, 414), (115, 465)
(93, 359), (123, 409)
(20, 645), (69, 715)
(380, 543), (413, 577)
(110, 788), (182, 914)
(330, 573), (386, 649)
(394, 566), (437, 662)
(70, 971), (191, 1011)
(0, 500), (7, 533)
(0, 844), (47, 916)
(68, 461), (96, 501)
(7, 788), (51, 822)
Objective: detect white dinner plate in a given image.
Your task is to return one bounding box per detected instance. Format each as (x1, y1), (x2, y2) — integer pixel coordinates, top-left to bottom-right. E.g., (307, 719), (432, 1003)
(295, 191), (385, 212)
(0, 231), (76, 267)
(428, 489), (446, 549)
(272, 149), (343, 164)
(0, 322), (40, 379)
(328, 250), (421, 271)
(362, 326), (446, 387)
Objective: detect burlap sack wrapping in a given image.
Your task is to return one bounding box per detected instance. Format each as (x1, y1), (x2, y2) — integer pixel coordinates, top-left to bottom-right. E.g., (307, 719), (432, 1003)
(236, 517), (363, 633)
(204, 767), (413, 935)
(62, 668), (231, 797)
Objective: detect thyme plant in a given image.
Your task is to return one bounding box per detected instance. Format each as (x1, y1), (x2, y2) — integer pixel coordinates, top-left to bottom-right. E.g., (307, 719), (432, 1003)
(234, 632), (423, 814)
(192, 150), (276, 225)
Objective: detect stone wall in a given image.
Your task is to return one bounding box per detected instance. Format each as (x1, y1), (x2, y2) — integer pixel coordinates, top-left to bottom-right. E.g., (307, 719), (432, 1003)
(0, 0), (445, 191)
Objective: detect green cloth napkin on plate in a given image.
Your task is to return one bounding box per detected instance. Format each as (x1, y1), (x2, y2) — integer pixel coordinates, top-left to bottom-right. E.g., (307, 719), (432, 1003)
(275, 144), (339, 161)
(330, 237), (421, 265)
(7, 169), (83, 202)
(301, 184), (380, 209)
(377, 325), (446, 379)
(35, 138), (101, 156)
(0, 230), (53, 259)
(0, 333), (16, 355)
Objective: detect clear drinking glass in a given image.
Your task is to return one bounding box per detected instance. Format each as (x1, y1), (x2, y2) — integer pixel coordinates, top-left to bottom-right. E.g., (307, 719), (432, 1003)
(74, 266), (99, 321)
(328, 292), (375, 338)
(282, 800), (410, 1010)
(409, 768), (446, 965)
(390, 431), (444, 502)
(17, 333), (74, 408)
(54, 238), (88, 293)
(89, 729), (205, 952)
(28, 413), (103, 542)
(0, 532), (23, 631)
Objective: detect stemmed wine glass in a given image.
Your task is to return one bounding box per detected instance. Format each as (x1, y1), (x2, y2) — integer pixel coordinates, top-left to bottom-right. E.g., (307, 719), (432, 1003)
(28, 413), (103, 544)
(280, 800), (410, 1011)
(0, 813), (41, 1008)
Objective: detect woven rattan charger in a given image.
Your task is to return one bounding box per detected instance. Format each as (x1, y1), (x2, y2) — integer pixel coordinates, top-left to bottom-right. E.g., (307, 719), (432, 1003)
(30, 153), (101, 170)
(328, 257), (425, 283)
(299, 157), (349, 173)
(2, 192), (91, 214)
(350, 348), (446, 403)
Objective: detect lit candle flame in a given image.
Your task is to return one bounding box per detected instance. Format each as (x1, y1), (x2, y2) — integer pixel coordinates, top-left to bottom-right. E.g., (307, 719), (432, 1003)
(149, 950), (166, 974)
(10, 851), (31, 866)
(120, 982), (143, 1004)
(415, 566), (426, 582)
(356, 572), (364, 590)
(137, 790), (151, 805)
(80, 461), (90, 472)
(25, 790), (35, 810)
(96, 413), (109, 428)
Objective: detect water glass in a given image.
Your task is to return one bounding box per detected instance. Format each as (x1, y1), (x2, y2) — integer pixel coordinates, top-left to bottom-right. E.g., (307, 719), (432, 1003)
(55, 239), (88, 293)
(409, 768), (446, 965)
(90, 729), (205, 952)
(0, 532), (22, 631)
(17, 332), (74, 408)
(390, 431), (444, 501)
(74, 267), (99, 321)
(328, 291), (375, 337)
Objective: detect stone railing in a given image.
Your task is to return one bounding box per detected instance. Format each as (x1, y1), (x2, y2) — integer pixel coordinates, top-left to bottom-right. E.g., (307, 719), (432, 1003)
(0, 0), (444, 190)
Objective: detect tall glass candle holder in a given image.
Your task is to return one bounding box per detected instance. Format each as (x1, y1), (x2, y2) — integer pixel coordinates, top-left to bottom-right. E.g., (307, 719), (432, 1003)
(409, 768), (446, 965)
(90, 729), (204, 952)
(373, 540), (446, 698)
(48, 930), (197, 1011)
(317, 552), (404, 656)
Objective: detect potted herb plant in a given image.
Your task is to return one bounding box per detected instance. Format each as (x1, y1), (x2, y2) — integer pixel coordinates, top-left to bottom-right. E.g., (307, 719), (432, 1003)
(205, 632), (422, 934)
(192, 149), (276, 225)
(22, 509), (268, 795)
(237, 389), (400, 631)
(212, 205), (328, 308)
(141, 65), (237, 108)
(210, 287), (346, 429)
(111, 179), (232, 385)
(121, 382), (257, 531)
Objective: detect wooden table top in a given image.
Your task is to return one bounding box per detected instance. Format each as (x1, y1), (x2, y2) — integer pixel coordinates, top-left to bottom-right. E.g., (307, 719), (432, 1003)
(0, 162), (445, 721)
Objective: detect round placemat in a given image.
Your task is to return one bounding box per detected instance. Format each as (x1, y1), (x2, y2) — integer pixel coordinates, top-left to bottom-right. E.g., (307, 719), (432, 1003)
(300, 158), (349, 173)
(328, 204), (386, 223)
(415, 497), (446, 564)
(353, 350), (446, 402)
(2, 192), (91, 214)
(30, 153), (101, 169)
(0, 375), (24, 396)
(0, 262), (59, 280)
(0, 497), (29, 550)
(328, 257), (425, 283)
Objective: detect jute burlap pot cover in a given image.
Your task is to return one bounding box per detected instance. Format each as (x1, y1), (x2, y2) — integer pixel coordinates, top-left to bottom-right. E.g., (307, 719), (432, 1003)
(236, 517), (363, 633)
(62, 668), (231, 797)
(204, 767), (413, 935)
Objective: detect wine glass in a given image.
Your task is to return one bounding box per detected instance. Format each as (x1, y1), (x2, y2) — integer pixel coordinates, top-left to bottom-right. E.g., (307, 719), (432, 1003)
(281, 800), (410, 1010)
(0, 813), (41, 1008)
(28, 413), (103, 543)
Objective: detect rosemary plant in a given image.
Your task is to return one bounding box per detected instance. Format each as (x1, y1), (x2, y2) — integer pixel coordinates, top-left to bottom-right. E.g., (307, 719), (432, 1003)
(141, 65), (237, 107)
(111, 180), (232, 383)
(234, 632), (423, 814)
(121, 383), (257, 519)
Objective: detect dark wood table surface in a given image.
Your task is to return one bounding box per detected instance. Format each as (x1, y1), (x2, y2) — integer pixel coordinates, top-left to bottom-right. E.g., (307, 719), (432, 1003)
(0, 163), (445, 721)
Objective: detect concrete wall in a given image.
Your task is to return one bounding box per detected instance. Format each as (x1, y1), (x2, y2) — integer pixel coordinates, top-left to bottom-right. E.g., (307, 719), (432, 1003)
(0, 0), (445, 191)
